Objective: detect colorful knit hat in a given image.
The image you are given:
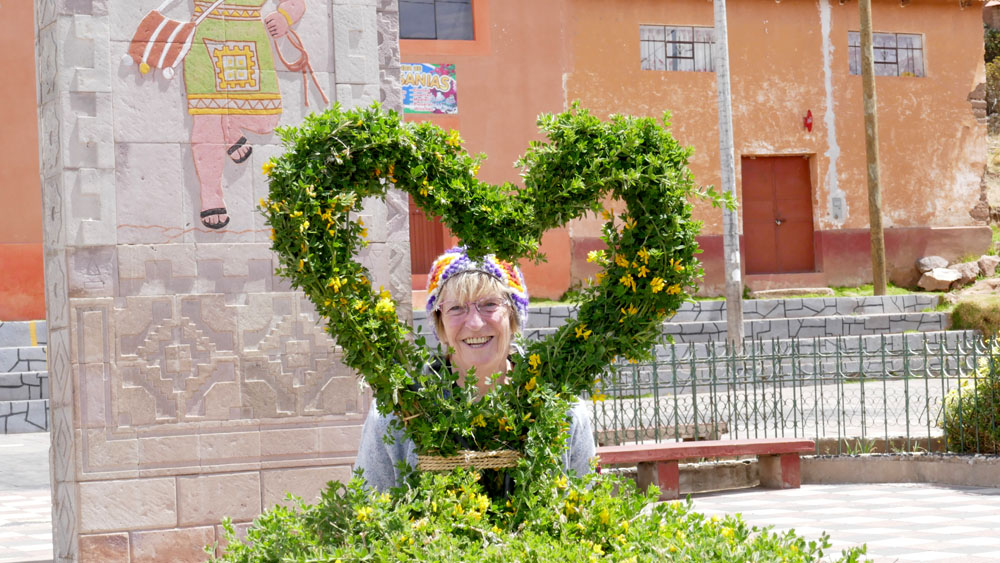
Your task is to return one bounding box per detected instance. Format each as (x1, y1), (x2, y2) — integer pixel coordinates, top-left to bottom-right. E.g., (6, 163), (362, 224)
(425, 247), (529, 326)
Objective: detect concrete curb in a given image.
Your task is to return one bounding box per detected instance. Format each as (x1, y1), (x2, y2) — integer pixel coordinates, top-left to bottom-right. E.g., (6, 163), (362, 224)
(802, 453), (1000, 488)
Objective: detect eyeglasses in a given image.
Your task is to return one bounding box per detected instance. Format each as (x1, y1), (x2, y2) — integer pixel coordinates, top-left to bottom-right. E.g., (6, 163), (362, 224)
(438, 297), (508, 319)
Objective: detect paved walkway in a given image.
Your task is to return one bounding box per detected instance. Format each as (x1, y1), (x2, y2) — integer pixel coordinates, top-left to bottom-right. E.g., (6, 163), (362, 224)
(0, 433), (51, 563)
(690, 483), (1000, 562)
(3, 432), (1000, 562)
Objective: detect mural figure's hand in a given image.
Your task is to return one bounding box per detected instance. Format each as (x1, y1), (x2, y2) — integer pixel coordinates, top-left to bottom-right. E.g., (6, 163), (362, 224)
(264, 12), (290, 39)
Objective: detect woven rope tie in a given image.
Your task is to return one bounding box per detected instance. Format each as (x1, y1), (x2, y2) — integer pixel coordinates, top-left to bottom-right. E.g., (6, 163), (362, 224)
(417, 450), (522, 471)
(273, 28), (330, 107)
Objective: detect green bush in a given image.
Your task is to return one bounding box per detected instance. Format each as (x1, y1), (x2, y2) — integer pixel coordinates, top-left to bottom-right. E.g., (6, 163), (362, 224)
(987, 59), (1000, 117)
(940, 346), (1000, 454)
(951, 297), (1000, 339)
(210, 470), (867, 562)
(986, 24), (1000, 64)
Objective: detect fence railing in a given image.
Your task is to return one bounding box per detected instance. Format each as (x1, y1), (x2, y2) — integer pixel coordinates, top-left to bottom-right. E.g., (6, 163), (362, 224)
(592, 331), (1000, 455)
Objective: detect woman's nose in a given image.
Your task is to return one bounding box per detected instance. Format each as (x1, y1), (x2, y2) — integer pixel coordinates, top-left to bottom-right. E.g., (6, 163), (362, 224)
(463, 308), (486, 328)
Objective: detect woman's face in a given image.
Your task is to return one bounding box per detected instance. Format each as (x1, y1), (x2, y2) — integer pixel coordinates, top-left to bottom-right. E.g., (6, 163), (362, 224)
(437, 288), (513, 383)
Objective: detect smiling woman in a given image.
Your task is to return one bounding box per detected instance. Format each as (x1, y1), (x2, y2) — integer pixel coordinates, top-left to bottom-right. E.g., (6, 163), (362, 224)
(354, 247), (596, 492)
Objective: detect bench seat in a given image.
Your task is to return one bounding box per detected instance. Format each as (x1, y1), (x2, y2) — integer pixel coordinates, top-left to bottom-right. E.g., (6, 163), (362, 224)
(598, 437), (815, 500)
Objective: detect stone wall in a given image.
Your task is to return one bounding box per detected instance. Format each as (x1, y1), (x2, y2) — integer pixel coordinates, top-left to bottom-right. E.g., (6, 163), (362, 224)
(35, 1), (406, 561)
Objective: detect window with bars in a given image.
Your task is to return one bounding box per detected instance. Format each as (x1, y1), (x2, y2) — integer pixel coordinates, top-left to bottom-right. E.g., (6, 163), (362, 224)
(640, 25), (715, 72)
(848, 31), (924, 77)
(400, 0), (474, 40)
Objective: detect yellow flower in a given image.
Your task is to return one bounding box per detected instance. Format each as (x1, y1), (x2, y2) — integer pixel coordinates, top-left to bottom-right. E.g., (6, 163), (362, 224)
(328, 277), (345, 292)
(420, 187), (429, 197)
(360, 228), (368, 238)
(261, 161), (275, 175)
(472, 414), (486, 428)
(298, 220), (309, 233)
(650, 277), (665, 293)
(586, 250), (605, 264)
(554, 475), (568, 489)
(667, 284), (682, 295)
(356, 506), (373, 522)
(574, 324), (592, 340)
(594, 271), (606, 284)
(297, 259), (305, 271)
(258, 198), (267, 210)
(670, 258), (685, 272)
(525, 376), (537, 391)
(601, 208), (613, 221)
(291, 210), (303, 218)
(528, 353), (541, 371)
(615, 254), (629, 268)
(375, 297), (395, 318)
(636, 265), (650, 278)
(619, 274), (636, 292)
(623, 217), (636, 230)
(592, 392), (607, 403)
(637, 247), (650, 264)
(600, 507), (610, 524)
(353, 300), (369, 313)
(446, 129), (462, 147)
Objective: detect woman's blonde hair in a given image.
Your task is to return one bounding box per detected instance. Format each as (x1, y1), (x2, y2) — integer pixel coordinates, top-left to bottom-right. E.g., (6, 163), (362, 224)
(432, 271), (522, 342)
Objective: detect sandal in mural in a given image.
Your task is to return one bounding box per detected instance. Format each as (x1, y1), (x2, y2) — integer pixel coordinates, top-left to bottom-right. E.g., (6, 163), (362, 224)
(200, 207), (230, 230)
(227, 136), (252, 164)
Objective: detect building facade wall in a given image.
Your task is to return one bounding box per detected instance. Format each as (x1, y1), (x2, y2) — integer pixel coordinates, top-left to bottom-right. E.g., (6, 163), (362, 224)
(405, 0), (990, 296)
(35, 1), (406, 561)
(400, 0), (576, 299)
(0, 1), (45, 320)
(566, 0), (990, 292)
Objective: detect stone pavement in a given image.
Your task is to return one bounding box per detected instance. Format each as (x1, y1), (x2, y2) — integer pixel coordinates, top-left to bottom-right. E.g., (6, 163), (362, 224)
(3, 432), (1000, 562)
(690, 483), (1000, 562)
(0, 433), (51, 563)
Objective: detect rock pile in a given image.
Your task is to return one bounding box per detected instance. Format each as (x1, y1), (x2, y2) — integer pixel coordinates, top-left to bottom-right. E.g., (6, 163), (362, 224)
(916, 254), (1000, 291)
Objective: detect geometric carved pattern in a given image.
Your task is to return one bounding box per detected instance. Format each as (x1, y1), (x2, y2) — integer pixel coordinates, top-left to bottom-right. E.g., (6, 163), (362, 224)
(103, 293), (362, 430)
(118, 316), (240, 423)
(241, 311), (358, 417)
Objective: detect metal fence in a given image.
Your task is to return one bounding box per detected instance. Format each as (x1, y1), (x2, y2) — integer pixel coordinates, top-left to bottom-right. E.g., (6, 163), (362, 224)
(591, 331), (1000, 455)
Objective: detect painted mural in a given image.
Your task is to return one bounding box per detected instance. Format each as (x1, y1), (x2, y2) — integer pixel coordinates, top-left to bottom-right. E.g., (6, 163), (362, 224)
(127, 0), (327, 231)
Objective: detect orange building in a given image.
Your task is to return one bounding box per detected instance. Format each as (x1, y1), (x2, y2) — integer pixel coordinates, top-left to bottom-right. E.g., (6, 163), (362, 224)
(403, 0), (991, 297)
(0, 1), (44, 320)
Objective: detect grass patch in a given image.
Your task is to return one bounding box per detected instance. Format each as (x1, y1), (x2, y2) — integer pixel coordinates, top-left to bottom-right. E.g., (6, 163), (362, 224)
(951, 295), (1000, 338)
(990, 224), (1000, 256)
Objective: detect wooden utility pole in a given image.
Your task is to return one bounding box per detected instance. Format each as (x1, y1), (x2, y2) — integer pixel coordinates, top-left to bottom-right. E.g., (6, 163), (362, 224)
(859, 0), (888, 295)
(713, 0), (744, 352)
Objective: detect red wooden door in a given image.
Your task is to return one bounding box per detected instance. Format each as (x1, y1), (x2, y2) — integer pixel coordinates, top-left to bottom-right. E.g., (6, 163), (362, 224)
(741, 156), (816, 274)
(409, 195), (448, 280)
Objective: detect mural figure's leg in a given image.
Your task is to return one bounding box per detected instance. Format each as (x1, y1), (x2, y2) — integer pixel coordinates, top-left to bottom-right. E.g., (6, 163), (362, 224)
(191, 114), (230, 230)
(222, 114), (281, 171)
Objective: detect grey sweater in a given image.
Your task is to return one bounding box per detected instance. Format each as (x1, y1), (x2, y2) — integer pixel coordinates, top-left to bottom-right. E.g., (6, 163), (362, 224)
(354, 399), (597, 491)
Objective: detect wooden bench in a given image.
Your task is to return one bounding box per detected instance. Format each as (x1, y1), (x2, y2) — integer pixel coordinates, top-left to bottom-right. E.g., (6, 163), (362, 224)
(597, 437), (815, 500)
(594, 422), (729, 446)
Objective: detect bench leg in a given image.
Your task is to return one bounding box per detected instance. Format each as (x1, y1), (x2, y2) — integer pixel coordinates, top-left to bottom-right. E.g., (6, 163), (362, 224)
(759, 453), (801, 489)
(636, 460), (679, 500)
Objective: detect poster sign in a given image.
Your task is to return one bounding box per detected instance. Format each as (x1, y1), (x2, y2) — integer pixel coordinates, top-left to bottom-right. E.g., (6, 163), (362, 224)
(402, 63), (457, 114)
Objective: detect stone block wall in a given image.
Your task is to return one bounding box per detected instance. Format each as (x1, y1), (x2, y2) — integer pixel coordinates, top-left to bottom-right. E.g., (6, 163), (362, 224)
(35, 1), (406, 561)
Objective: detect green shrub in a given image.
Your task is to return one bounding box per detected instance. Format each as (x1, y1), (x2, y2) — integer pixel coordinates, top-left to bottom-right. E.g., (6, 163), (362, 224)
(987, 59), (1000, 117)
(951, 297), (1000, 339)
(986, 24), (1000, 64)
(940, 346), (1000, 454)
(210, 470), (867, 562)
